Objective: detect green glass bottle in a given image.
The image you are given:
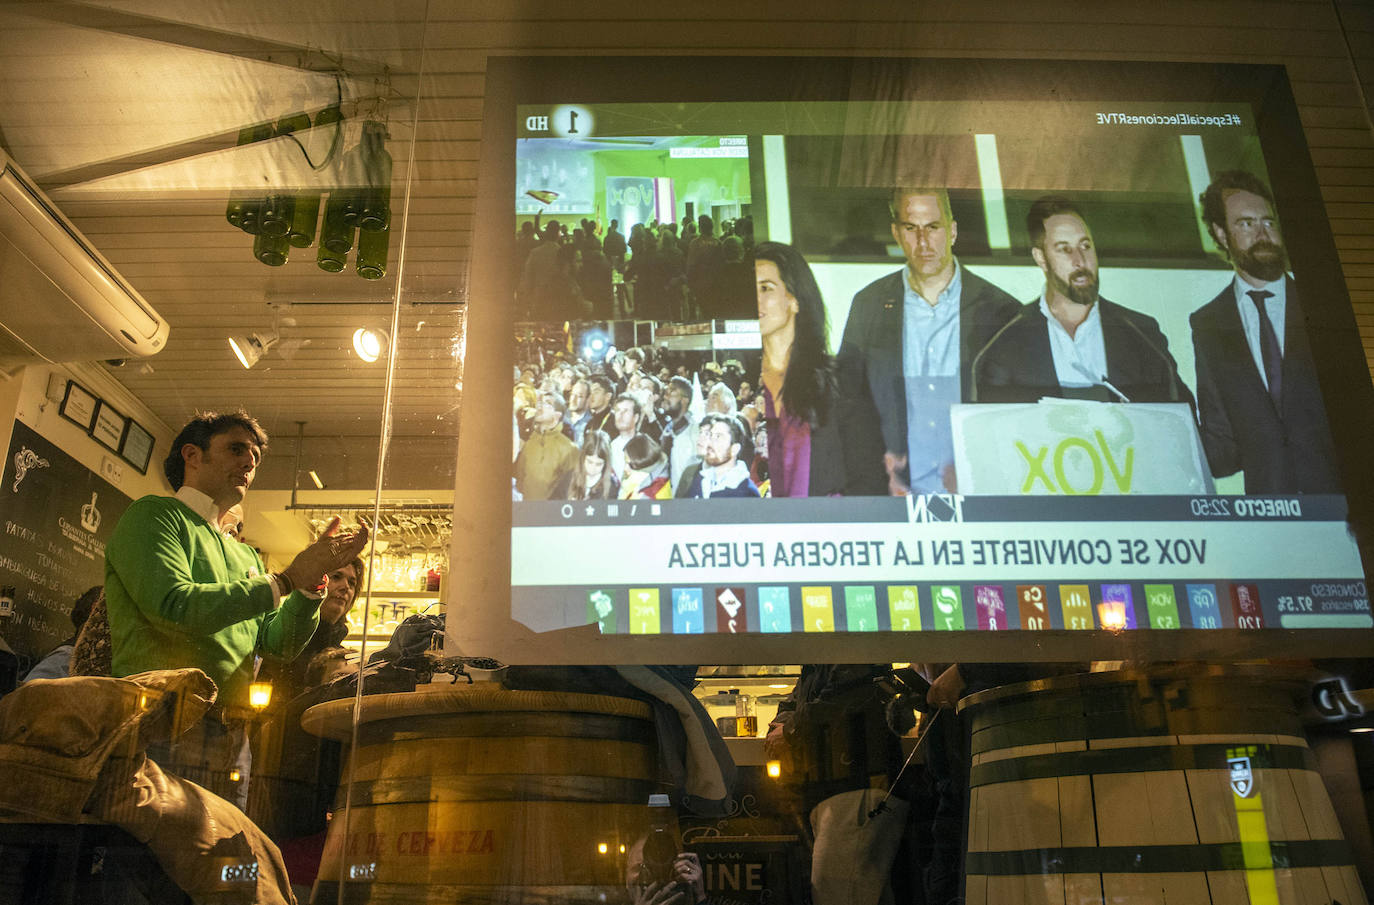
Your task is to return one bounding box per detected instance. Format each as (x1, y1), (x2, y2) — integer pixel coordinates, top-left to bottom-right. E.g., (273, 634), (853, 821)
(289, 103), (343, 248)
(254, 230), (289, 266)
(262, 108), (313, 239)
(226, 121), (272, 231)
(316, 242), (347, 273)
(340, 132), (367, 227)
(288, 194), (320, 248)
(239, 201), (263, 236)
(259, 194), (293, 239)
(355, 223), (389, 280)
(320, 192), (355, 255)
(358, 120), (392, 233)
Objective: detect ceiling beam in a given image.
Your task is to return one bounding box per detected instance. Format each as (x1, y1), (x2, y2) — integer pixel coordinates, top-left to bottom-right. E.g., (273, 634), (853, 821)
(7, 2), (392, 77)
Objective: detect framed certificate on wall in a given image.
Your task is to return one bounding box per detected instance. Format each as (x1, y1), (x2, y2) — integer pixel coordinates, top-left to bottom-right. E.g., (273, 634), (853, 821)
(119, 420), (154, 474)
(91, 400), (126, 452)
(59, 381), (97, 431)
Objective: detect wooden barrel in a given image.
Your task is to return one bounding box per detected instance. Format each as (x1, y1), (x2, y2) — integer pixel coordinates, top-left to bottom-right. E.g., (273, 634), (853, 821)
(302, 684), (660, 904)
(957, 666), (1369, 904)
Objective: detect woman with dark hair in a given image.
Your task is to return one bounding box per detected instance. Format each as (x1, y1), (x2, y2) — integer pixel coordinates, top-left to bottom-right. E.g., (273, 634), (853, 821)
(753, 241), (845, 497)
(618, 434), (673, 499)
(259, 557), (364, 705)
(554, 429), (620, 500)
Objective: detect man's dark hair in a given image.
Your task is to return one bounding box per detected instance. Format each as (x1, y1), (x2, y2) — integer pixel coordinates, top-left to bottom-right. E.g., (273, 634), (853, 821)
(1199, 170), (1275, 244)
(164, 410), (267, 490)
(698, 214), (714, 237)
(624, 347), (644, 364)
(613, 392), (643, 416)
(588, 374), (614, 398)
(667, 375), (692, 398)
(699, 412), (745, 449)
(640, 374), (663, 397)
(1026, 196), (1088, 250)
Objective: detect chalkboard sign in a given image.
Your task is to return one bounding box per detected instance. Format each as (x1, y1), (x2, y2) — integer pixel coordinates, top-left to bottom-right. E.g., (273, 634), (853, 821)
(0, 420), (131, 670)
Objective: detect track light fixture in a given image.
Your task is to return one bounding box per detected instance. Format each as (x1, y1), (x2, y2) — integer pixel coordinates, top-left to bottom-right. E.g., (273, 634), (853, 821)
(228, 330), (280, 369)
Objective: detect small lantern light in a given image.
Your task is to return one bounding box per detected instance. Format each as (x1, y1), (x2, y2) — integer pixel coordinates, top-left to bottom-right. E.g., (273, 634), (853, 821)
(767, 760), (782, 779)
(249, 681), (273, 711)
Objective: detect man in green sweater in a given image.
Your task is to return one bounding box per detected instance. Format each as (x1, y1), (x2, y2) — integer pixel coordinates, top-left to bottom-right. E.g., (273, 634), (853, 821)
(104, 410), (368, 808)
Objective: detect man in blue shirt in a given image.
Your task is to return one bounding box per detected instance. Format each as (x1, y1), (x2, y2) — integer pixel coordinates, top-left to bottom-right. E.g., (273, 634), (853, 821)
(837, 188), (1019, 495)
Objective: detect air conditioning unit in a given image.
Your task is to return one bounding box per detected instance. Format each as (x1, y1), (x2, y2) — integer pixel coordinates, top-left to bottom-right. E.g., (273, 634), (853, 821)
(0, 149), (168, 369)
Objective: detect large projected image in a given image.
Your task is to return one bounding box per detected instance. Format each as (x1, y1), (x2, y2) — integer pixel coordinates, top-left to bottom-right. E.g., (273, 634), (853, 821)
(483, 61), (1371, 659)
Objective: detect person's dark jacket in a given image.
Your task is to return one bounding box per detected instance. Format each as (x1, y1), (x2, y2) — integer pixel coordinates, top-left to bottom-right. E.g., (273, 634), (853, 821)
(837, 267), (1019, 494)
(970, 297), (1195, 411)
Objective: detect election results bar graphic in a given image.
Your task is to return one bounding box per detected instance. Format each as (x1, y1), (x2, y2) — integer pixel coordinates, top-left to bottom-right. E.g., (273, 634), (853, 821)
(532, 576), (1370, 636)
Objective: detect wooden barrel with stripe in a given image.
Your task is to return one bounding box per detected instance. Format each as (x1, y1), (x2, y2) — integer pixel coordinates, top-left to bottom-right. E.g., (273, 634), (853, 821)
(302, 684), (662, 904)
(957, 666), (1368, 904)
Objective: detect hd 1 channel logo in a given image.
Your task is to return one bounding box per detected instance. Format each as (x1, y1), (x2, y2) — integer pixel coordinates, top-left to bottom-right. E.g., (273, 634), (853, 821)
(523, 105), (595, 138)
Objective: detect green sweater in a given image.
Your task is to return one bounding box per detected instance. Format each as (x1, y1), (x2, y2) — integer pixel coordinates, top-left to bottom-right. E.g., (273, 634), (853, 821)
(104, 495), (320, 709)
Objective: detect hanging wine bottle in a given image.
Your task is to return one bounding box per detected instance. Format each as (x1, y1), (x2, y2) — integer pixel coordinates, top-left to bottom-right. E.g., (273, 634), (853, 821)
(320, 191), (355, 255)
(288, 194), (320, 248)
(226, 121), (272, 232)
(355, 219), (389, 280)
(254, 230), (289, 266)
(316, 241), (347, 273)
(289, 103), (343, 248)
(261, 107), (313, 239)
(341, 135), (364, 227)
(358, 120), (392, 233)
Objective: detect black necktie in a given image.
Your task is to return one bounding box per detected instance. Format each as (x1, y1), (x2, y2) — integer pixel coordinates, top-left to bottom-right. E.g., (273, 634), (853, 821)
(1248, 289), (1282, 407)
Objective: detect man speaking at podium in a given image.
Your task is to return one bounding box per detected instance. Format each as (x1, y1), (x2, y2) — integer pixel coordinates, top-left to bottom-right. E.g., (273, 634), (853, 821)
(1189, 171), (1340, 494)
(971, 196), (1192, 409)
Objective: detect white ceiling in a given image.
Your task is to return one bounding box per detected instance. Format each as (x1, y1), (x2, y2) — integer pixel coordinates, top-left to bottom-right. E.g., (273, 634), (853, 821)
(0, 0), (467, 491)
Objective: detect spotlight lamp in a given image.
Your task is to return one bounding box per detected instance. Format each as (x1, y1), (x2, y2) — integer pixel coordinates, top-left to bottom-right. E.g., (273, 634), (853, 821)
(228, 331), (280, 369)
(353, 327), (390, 363)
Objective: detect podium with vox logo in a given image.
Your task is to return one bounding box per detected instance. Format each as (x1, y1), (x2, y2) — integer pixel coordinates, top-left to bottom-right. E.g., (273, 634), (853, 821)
(951, 401), (1212, 495)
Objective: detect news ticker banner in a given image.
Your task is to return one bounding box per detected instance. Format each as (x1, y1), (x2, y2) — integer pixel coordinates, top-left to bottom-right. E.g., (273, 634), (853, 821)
(509, 495), (1368, 636)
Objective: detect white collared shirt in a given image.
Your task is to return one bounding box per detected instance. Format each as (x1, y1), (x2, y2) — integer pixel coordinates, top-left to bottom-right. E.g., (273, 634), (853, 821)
(1039, 294), (1108, 390)
(176, 485), (283, 604)
(175, 485), (220, 528)
(1231, 274), (1287, 389)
